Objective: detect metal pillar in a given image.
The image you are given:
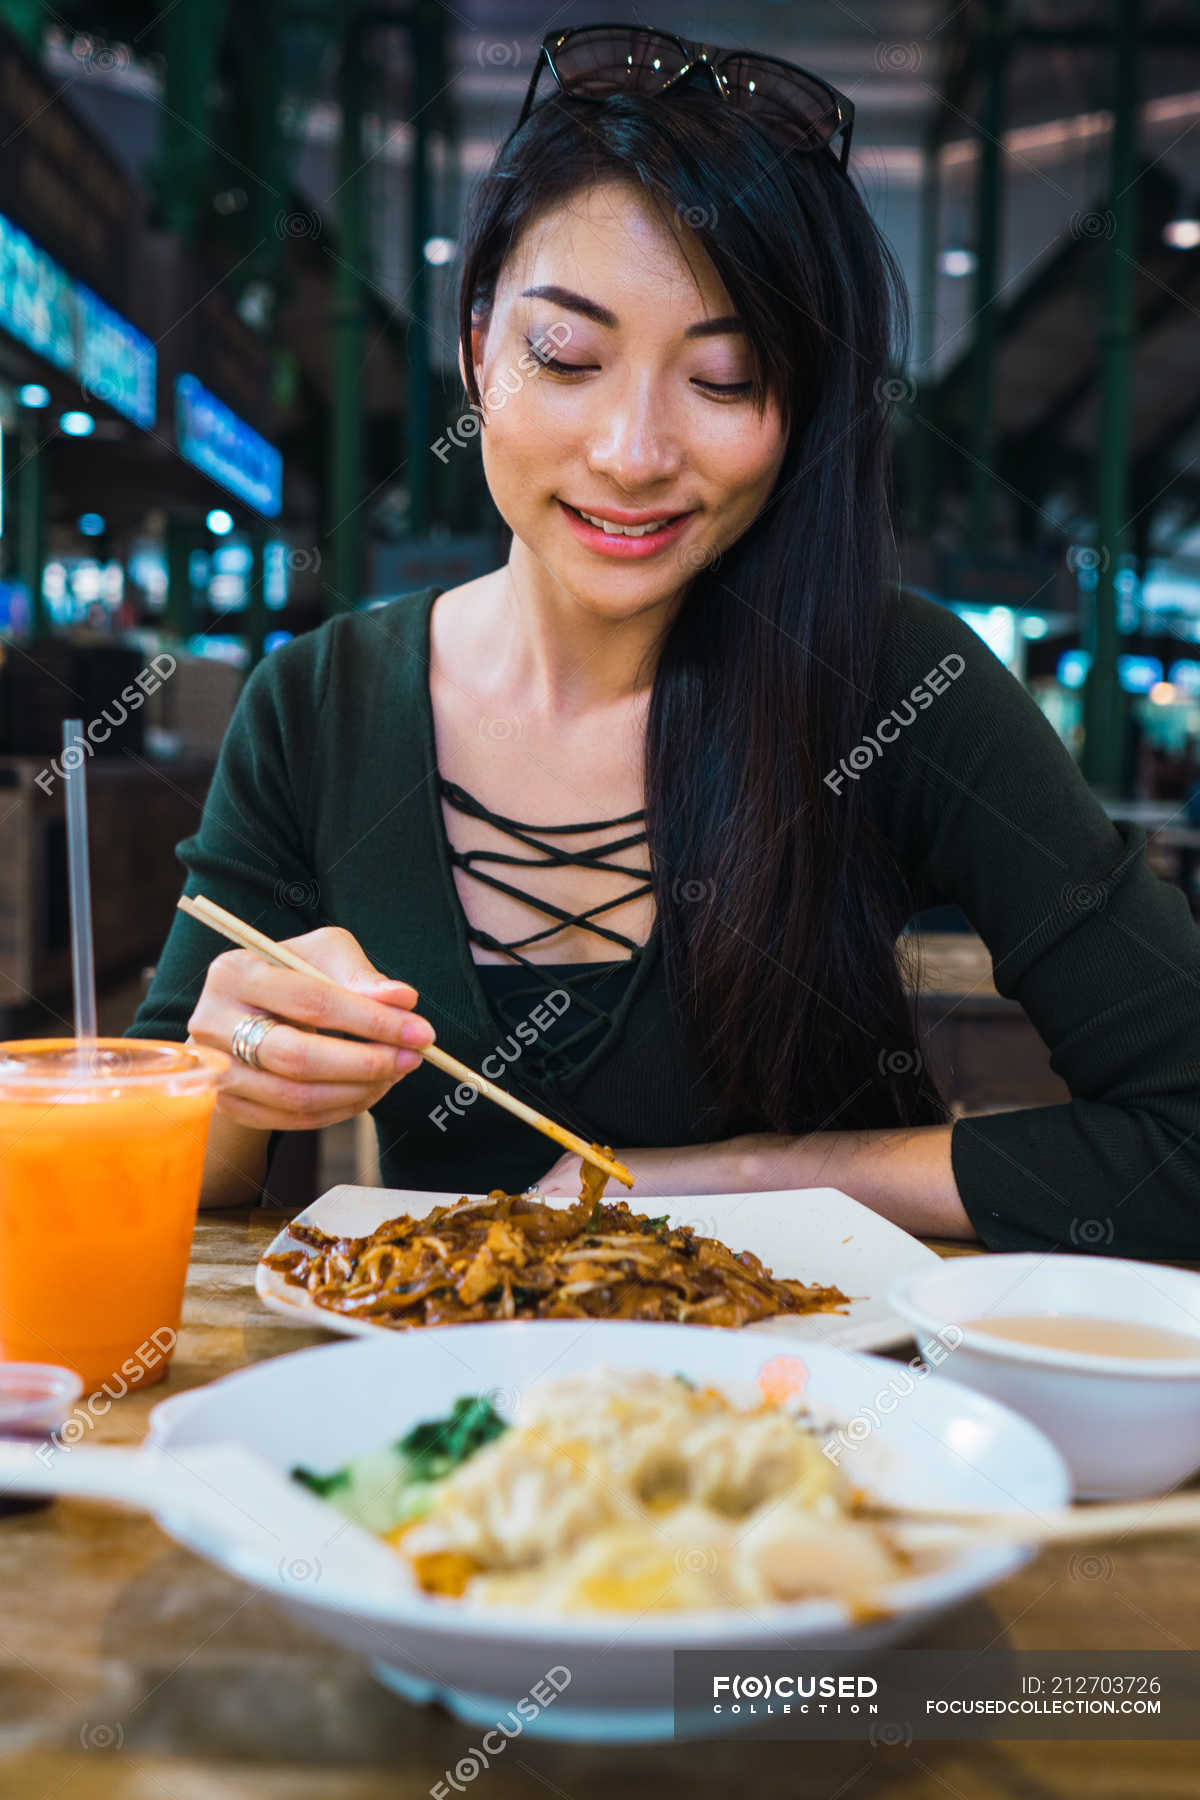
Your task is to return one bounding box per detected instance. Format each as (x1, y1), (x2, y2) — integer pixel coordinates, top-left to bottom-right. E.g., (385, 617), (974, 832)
(245, 526), (267, 669)
(913, 133), (942, 538)
(242, 0), (287, 324)
(0, 0), (44, 52)
(1082, 0), (1139, 791)
(164, 517), (195, 640)
(405, 0), (439, 540)
(969, 0), (1008, 547)
(16, 424), (46, 641)
(327, 14), (367, 613)
(153, 0), (232, 240)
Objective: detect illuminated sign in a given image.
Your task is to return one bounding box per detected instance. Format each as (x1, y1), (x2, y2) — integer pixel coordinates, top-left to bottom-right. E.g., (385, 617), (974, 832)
(0, 210), (156, 427)
(175, 374), (282, 518)
(77, 284), (156, 429)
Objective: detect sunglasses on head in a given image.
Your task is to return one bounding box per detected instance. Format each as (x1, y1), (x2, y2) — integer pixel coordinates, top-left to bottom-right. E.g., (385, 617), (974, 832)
(516, 23), (855, 172)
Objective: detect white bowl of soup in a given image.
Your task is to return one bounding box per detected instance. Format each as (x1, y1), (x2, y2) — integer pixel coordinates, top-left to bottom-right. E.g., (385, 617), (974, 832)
(887, 1254), (1200, 1499)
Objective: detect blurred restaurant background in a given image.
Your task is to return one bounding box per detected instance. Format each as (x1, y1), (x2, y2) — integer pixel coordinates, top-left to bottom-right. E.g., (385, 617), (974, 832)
(1, 0), (1198, 1197)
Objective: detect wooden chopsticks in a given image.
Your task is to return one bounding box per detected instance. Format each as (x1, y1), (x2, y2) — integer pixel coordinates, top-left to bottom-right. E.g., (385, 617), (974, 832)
(177, 892), (634, 1190)
(872, 1489), (1200, 1551)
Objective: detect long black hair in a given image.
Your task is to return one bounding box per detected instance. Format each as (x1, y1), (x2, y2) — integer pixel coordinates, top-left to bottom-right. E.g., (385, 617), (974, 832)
(456, 87), (949, 1139)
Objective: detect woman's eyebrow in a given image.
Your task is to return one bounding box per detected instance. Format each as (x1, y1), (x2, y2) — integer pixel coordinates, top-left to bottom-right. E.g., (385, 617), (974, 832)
(520, 284), (745, 337)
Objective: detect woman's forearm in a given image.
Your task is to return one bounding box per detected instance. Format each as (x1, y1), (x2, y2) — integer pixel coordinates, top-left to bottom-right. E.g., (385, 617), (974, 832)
(198, 1111), (271, 1208)
(585, 1124), (977, 1240)
(734, 1124), (975, 1239)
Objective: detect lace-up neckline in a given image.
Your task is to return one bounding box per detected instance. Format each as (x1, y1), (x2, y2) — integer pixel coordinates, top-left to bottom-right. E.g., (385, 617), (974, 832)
(435, 772), (652, 1076)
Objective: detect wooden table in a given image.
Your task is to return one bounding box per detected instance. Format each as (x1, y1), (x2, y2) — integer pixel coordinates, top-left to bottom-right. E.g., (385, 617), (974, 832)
(910, 933), (1072, 1114)
(2, 1212), (1196, 1799)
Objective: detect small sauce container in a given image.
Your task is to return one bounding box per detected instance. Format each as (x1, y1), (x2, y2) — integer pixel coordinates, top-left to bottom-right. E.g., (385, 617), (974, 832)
(0, 1364), (84, 1515)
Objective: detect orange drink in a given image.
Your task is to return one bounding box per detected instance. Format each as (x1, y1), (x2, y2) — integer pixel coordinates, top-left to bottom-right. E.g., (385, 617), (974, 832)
(0, 1039), (227, 1392)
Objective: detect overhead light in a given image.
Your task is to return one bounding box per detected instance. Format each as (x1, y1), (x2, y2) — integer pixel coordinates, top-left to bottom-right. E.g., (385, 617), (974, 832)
(1164, 210), (1200, 250)
(1118, 654), (1163, 694)
(938, 247), (977, 278)
(1057, 649), (1091, 689)
(1149, 681), (1178, 704)
(1167, 659), (1200, 694)
(1020, 616), (1049, 639)
(206, 507), (234, 536)
(77, 512), (106, 536)
(59, 411), (95, 436)
(423, 236), (456, 266)
(17, 383), (51, 408)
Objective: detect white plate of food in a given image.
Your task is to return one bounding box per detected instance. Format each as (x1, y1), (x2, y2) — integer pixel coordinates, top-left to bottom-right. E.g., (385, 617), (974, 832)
(254, 1182), (943, 1352)
(145, 1324), (1069, 1741)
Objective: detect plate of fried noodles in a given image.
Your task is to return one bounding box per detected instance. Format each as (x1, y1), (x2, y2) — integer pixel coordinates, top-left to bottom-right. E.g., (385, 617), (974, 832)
(255, 1175), (942, 1351)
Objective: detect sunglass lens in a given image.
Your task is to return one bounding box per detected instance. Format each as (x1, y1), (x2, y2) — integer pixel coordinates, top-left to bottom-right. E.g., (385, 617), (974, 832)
(552, 27), (690, 98)
(719, 56), (843, 149)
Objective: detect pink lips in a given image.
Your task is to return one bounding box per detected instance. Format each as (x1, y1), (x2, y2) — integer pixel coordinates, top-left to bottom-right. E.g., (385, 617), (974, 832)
(558, 499), (695, 559)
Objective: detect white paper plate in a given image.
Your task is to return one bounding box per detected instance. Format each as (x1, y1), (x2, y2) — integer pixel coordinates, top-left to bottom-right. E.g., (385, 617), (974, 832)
(148, 1325), (1069, 1742)
(255, 1183), (941, 1351)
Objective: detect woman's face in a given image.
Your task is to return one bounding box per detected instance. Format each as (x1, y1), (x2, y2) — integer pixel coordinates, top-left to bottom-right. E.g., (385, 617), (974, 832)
(465, 181), (789, 624)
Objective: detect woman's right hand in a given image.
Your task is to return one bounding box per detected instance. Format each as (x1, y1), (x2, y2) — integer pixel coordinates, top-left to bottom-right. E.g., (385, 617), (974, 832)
(187, 925), (436, 1132)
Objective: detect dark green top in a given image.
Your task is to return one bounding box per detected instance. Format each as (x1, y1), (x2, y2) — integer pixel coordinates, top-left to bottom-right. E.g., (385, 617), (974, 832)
(128, 583), (1200, 1258)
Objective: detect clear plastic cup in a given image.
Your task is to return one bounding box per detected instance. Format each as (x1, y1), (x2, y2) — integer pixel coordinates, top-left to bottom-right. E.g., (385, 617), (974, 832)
(0, 1039), (229, 1392)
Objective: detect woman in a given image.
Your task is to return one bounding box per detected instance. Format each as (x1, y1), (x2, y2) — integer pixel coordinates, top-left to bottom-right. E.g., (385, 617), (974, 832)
(130, 27), (1200, 1256)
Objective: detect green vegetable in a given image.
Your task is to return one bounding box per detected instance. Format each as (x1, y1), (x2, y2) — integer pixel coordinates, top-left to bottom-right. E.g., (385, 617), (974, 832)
(292, 1393), (508, 1534)
(396, 1394), (509, 1481)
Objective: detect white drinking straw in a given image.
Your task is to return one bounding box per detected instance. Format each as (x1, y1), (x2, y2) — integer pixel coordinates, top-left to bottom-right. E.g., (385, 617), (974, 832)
(62, 718), (98, 1043)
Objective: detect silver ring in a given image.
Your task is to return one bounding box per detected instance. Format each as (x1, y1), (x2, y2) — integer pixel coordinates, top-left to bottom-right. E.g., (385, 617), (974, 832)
(230, 1013), (280, 1072)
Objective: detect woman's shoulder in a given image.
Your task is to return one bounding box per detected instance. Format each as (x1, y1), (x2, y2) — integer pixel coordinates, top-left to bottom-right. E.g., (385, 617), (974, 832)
(243, 585), (441, 718)
(875, 582), (995, 685)
(869, 582), (1035, 737)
